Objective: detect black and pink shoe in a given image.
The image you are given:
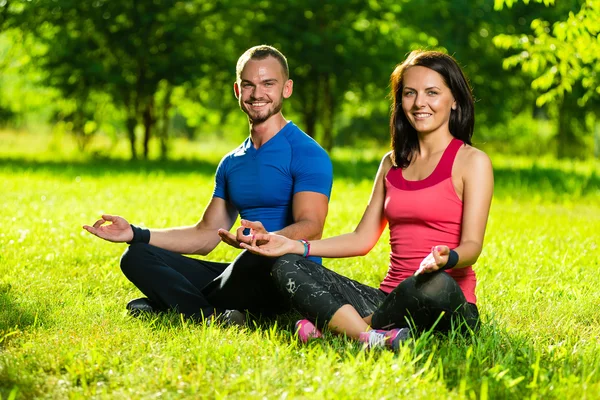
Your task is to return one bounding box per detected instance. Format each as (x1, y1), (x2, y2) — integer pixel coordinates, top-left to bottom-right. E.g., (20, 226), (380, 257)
(359, 328), (410, 351)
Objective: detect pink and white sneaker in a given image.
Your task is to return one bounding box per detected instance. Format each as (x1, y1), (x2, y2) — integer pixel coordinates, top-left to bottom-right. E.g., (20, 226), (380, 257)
(295, 319), (323, 343)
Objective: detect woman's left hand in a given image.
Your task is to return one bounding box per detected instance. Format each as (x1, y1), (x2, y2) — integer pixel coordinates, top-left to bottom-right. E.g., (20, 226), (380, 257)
(415, 245), (450, 275)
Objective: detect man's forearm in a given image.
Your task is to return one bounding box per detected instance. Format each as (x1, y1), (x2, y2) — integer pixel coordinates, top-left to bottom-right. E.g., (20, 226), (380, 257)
(274, 219), (323, 241)
(148, 225), (221, 255)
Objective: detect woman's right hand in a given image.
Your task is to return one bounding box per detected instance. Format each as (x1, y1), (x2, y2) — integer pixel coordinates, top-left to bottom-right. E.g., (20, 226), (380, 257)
(239, 233), (303, 258)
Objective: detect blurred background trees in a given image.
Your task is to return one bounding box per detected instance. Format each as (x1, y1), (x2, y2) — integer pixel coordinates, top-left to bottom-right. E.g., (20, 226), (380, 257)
(0, 0), (597, 159)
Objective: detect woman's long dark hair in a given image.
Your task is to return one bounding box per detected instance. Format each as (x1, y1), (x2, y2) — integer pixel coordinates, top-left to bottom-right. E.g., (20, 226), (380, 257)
(390, 50), (475, 168)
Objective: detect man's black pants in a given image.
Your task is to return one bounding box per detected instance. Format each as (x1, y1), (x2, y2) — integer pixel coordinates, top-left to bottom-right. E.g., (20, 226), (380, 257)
(120, 243), (288, 320)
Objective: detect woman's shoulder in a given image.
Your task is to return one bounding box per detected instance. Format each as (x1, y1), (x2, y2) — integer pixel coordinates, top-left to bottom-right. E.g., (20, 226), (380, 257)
(372, 151), (395, 181)
(381, 151), (393, 164)
(456, 144), (493, 177)
(457, 144), (491, 166)
(380, 151), (395, 170)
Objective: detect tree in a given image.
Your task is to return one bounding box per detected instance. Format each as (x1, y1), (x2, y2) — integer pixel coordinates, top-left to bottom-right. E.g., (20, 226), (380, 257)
(493, 0), (599, 157)
(230, 0), (424, 151)
(4, 0), (230, 160)
(397, 0), (568, 132)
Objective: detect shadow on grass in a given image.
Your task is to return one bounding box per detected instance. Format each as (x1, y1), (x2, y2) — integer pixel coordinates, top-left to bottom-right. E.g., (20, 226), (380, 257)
(0, 155), (384, 183)
(111, 306), (593, 398)
(243, 313), (595, 398)
(0, 283), (43, 339)
(409, 319), (597, 398)
(0, 283), (48, 399)
(333, 158), (600, 198)
(0, 155), (379, 181)
(1, 155), (598, 198)
(493, 166), (600, 198)
(0, 157), (218, 178)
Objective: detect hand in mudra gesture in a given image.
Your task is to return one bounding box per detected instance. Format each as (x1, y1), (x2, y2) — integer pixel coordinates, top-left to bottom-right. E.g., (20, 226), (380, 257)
(239, 232), (300, 258)
(83, 214), (133, 243)
(218, 219), (270, 249)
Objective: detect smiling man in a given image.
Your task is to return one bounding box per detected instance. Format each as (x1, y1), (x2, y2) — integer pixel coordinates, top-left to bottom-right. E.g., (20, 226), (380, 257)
(83, 45), (333, 324)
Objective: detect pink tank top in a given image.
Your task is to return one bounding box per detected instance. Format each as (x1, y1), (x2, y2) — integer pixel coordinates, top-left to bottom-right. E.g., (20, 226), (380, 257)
(381, 138), (477, 304)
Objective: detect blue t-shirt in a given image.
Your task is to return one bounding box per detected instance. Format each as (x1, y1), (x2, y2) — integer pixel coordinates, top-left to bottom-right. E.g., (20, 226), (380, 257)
(213, 122), (332, 263)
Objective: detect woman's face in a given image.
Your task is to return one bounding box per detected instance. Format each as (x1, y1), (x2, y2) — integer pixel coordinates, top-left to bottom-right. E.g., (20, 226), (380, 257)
(401, 66), (456, 136)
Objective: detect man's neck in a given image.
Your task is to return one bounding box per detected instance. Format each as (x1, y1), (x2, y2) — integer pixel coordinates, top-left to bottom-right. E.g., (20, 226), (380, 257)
(249, 114), (288, 148)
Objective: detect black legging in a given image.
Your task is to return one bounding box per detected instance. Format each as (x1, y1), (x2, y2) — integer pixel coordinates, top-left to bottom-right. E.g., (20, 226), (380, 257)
(120, 243), (287, 320)
(270, 254), (479, 333)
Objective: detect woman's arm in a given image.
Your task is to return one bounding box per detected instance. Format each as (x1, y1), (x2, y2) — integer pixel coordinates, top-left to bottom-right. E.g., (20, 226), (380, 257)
(418, 147), (494, 273)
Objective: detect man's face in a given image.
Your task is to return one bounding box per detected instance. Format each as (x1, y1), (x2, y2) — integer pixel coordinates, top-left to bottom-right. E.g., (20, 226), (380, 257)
(234, 56), (292, 124)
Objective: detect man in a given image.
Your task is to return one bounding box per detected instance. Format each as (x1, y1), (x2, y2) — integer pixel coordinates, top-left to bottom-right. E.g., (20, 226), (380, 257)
(83, 45), (333, 322)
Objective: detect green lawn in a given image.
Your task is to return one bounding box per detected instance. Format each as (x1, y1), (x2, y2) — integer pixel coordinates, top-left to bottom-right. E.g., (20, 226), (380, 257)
(1, 131), (599, 399)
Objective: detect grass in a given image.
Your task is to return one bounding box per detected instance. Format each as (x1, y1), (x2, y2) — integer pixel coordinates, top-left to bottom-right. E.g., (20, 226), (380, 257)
(1, 130), (599, 399)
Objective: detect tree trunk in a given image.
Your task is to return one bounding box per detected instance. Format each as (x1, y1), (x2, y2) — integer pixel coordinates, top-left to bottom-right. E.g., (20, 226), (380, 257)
(126, 116), (137, 161)
(159, 86), (172, 161)
(142, 98), (154, 160)
(556, 97), (585, 159)
(321, 74), (335, 152)
(301, 79), (319, 138)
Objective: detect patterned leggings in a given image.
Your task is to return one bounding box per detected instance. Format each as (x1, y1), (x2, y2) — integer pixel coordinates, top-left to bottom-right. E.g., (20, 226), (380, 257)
(270, 254), (479, 333)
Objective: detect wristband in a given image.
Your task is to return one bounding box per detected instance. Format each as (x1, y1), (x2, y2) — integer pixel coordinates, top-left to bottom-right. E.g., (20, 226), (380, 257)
(298, 239), (310, 258)
(440, 249), (459, 270)
(127, 224), (151, 244)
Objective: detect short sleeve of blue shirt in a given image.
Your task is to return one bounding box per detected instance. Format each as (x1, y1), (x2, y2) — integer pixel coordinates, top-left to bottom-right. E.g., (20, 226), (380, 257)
(213, 155), (230, 201)
(285, 128), (332, 199)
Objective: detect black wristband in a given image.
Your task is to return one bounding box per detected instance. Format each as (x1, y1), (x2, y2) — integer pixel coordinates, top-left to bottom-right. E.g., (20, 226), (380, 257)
(440, 249), (459, 270)
(127, 224), (151, 244)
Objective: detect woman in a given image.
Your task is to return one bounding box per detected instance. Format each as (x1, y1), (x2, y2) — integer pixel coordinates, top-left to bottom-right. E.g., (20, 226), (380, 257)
(220, 50), (493, 350)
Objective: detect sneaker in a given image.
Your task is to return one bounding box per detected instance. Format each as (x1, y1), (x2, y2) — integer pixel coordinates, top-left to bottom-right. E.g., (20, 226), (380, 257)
(359, 327), (410, 351)
(126, 297), (158, 316)
(221, 309), (247, 327)
(208, 309), (247, 327)
(295, 319), (322, 343)
(359, 329), (388, 348)
(386, 327), (411, 351)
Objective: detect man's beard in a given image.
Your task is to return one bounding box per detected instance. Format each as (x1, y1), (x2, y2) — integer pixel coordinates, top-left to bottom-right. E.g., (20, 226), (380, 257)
(241, 97), (283, 124)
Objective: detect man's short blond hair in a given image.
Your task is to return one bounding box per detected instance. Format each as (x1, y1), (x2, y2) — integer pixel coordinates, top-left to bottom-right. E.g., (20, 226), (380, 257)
(236, 45), (289, 82)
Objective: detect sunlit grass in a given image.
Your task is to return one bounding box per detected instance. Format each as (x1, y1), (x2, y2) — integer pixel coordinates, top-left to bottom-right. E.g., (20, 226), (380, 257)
(1, 131), (599, 398)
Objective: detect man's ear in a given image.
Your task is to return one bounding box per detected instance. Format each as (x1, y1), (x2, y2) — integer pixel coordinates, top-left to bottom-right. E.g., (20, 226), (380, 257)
(283, 79), (293, 99)
(233, 82), (240, 99)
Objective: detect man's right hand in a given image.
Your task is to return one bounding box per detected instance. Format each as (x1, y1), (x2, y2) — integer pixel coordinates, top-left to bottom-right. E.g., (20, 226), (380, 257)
(83, 214), (134, 243)
(218, 219), (269, 249)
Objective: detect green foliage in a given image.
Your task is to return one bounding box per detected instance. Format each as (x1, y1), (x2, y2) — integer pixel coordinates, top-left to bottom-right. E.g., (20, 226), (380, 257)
(494, 0), (599, 107)
(492, 0), (599, 158)
(230, 0), (427, 150)
(494, 0), (555, 10)
(4, 0), (235, 159)
(1, 132), (599, 398)
(398, 0), (577, 132)
(1, 0), (600, 158)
